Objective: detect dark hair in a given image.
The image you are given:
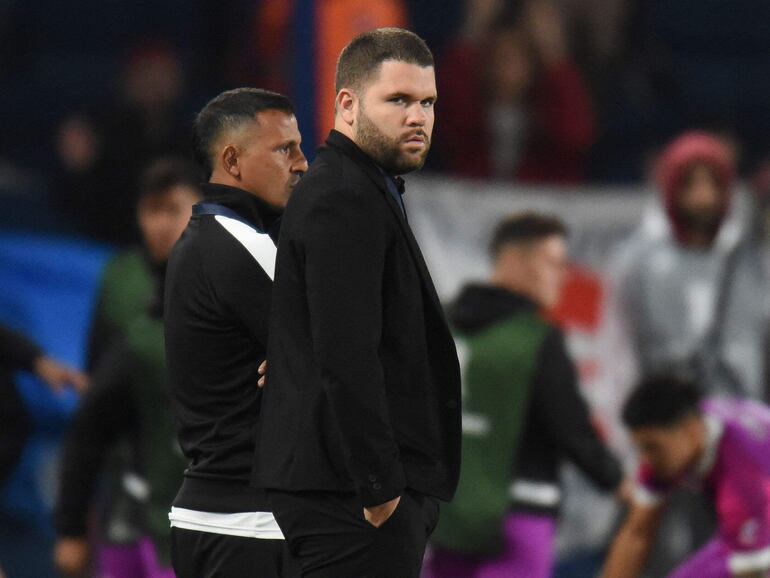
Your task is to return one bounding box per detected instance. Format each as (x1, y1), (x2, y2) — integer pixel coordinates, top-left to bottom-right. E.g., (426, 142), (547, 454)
(139, 156), (203, 200)
(489, 212), (568, 258)
(192, 88), (294, 178)
(622, 376), (704, 430)
(335, 28), (434, 93)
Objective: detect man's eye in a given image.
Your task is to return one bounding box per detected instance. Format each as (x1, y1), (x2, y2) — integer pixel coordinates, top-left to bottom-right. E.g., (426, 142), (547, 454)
(389, 97), (406, 104)
(421, 100), (435, 108)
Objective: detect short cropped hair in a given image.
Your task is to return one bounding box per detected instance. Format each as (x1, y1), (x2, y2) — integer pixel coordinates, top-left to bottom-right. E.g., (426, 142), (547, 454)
(335, 27), (433, 93)
(489, 212), (568, 258)
(192, 88), (294, 178)
(622, 376), (704, 430)
(138, 156), (202, 200)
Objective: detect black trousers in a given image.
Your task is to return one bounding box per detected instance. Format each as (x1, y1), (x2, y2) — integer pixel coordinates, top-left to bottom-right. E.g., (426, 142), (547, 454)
(171, 527), (301, 578)
(268, 489), (440, 578)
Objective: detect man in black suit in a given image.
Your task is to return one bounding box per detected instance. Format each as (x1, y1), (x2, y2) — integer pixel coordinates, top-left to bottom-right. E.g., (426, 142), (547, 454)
(256, 28), (462, 578)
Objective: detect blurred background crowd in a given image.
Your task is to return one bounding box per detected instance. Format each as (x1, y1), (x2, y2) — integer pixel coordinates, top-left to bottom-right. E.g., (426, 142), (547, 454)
(2, 0), (770, 576)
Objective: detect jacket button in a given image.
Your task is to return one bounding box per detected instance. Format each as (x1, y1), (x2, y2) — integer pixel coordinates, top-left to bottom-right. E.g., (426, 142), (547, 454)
(368, 474), (377, 482)
(373, 482), (382, 490)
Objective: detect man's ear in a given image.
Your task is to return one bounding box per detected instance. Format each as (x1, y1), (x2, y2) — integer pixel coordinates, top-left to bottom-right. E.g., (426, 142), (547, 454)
(336, 88), (357, 127)
(222, 145), (240, 179)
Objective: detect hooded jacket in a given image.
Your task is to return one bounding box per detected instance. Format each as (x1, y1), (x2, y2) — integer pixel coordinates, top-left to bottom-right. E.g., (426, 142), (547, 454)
(605, 132), (768, 399)
(449, 284), (622, 515)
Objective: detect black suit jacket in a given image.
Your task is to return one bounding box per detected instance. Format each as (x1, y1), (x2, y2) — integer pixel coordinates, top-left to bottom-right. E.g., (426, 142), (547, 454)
(257, 130), (461, 507)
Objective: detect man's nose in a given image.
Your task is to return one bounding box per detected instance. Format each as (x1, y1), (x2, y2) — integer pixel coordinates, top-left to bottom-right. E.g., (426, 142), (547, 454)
(406, 103), (427, 126)
(294, 152), (309, 174)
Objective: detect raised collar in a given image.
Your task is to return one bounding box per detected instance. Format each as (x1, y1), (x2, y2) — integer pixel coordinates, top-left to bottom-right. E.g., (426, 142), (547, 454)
(199, 182), (282, 234)
(450, 284), (539, 334)
(324, 130), (392, 193)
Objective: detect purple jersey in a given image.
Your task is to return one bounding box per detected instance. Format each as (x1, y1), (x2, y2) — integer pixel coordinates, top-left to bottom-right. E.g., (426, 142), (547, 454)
(634, 398), (770, 576)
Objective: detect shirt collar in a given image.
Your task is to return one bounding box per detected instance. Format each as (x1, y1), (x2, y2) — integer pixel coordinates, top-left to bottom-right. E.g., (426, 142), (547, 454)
(199, 183), (282, 234)
(377, 166), (406, 195)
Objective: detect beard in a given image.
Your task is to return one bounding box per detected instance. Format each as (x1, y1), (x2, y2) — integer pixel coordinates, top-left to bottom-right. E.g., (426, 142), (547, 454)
(355, 108), (430, 175)
(676, 207), (722, 239)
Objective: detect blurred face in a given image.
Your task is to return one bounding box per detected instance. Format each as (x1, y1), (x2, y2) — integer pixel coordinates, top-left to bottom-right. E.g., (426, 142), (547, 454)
(228, 110), (307, 208)
(138, 184), (200, 263)
(125, 51), (183, 109)
(353, 60), (437, 174)
(497, 235), (568, 309)
(631, 417), (703, 482)
(487, 28), (533, 103)
(527, 236), (568, 309)
(56, 117), (99, 172)
(675, 163), (725, 238)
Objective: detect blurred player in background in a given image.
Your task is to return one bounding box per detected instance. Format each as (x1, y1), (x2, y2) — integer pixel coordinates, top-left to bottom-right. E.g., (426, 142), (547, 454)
(0, 325), (88, 488)
(86, 157), (203, 370)
(426, 213), (624, 578)
(603, 377), (770, 578)
(54, 158), (202, 578)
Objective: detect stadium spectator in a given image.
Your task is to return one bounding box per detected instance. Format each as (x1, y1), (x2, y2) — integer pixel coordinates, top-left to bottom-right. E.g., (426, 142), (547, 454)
(53, 42), (192, 246)
(555, 0), (630, 89)
(604, 131), (768, 400)
(425, 213), (623, 578)
(603, 376), (770, 578)
(53, 158), (202, 578)
(434, 0), (595, 183)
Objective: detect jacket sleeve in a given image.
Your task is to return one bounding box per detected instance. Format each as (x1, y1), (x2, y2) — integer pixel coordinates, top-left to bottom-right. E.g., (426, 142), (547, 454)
(299, 187), (405, 507)
(55, 342), (136, 537)
(0, 324), (42, 372)
(530, 327), (623, 491)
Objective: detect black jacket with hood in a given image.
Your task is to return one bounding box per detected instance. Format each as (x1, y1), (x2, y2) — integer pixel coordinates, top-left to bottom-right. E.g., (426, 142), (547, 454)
(450, 284), (622, 516)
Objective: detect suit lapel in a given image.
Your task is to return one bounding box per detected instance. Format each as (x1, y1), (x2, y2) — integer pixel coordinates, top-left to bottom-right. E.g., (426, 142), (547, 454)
(379, 186), (447, 321)
(324, 132), (449, 326)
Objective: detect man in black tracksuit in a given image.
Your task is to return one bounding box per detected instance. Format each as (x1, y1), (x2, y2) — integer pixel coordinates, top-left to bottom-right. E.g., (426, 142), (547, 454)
(163, 88), (307, 577)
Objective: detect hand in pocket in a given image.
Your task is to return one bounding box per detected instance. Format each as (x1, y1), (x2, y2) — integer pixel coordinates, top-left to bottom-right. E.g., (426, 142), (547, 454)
(363, 496), (401, 528)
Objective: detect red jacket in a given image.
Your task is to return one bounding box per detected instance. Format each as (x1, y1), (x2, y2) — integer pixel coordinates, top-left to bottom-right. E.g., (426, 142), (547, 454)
(436, 40), (595, 184)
